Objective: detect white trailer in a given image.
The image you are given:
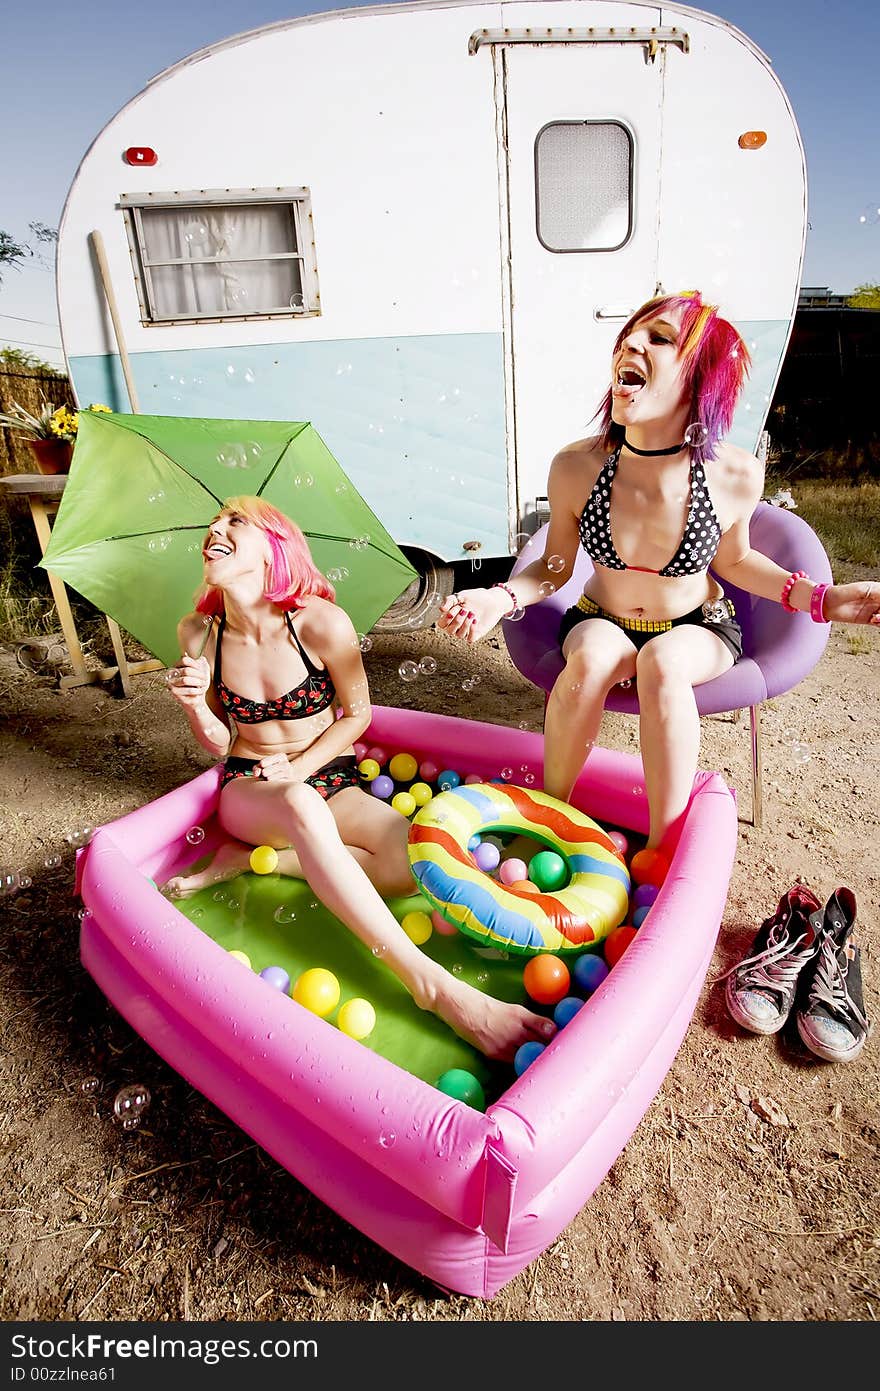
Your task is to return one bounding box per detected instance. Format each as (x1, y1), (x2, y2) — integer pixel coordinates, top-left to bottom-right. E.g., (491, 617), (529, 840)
(57, 0), (807, 625)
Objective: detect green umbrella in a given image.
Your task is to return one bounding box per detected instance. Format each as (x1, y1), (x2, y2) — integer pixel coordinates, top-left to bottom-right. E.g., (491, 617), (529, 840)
(40, 411), (417, 667)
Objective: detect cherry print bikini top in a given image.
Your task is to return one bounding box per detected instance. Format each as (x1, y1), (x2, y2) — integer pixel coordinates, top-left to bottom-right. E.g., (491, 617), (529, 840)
(578, 444), (722, 577)
(213, 610), (336, 724)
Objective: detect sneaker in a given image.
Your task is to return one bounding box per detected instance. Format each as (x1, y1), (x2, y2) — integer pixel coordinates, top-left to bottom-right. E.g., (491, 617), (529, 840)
(721, 886), (822, 1034)
(796, 888), (870, 1063)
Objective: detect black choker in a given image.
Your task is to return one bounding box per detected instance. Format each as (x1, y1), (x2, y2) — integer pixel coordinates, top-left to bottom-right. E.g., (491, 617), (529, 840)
(623, 435), (686, 457)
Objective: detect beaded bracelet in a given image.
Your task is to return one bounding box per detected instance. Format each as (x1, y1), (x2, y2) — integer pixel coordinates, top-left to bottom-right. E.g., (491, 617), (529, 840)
(492, 582), (524, 620)
(810, 582), (830, 624)
(780, 569), (808, 613)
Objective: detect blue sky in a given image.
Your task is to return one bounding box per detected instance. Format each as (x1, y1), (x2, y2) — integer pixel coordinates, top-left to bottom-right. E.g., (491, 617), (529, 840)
(2, 0), (877, 368)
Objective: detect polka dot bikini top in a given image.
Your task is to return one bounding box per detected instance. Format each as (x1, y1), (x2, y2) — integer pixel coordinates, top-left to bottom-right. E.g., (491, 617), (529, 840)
(213, 610), (336, 724)
(578, 444), (722, 577)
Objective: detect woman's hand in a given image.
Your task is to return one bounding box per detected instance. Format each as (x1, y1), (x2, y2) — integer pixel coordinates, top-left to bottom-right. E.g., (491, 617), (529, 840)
(437, 587), (513, 644)
(167, 654), (211, 707)
(823, 582), (880, 626)
(254, 751), (305, 782)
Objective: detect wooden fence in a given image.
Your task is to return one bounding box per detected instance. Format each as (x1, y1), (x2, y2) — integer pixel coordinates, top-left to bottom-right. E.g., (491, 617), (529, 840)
(0, 366), (77, 476)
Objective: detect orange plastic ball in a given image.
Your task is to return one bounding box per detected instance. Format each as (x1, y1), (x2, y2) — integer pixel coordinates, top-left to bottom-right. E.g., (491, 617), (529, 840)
(508, 879), (542, 895)
(629, 847), (670, 888)
(523, 954), (571, 1005)
(604, 925), (638, 968)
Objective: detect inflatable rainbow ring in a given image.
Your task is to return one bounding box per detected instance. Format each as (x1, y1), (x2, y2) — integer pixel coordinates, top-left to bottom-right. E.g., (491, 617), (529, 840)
(408, 782), (630, 954)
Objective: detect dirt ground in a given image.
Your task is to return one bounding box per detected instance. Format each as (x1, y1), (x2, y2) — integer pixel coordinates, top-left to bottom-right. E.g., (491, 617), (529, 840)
(0, 612), (877, 1325)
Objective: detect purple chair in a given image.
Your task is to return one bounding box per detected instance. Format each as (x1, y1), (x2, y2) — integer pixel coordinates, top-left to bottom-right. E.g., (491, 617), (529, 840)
(503, 502), (833, 827)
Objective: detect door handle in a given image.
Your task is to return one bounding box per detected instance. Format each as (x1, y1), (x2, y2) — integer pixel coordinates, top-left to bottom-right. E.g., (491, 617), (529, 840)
(594, 305), (635, 320)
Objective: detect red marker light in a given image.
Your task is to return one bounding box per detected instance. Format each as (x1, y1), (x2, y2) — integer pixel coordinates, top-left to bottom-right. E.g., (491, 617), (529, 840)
(124, 147), (158, 166)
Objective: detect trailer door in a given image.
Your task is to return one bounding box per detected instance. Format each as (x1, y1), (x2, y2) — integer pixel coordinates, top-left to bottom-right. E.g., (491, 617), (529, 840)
(496, 32), (670, 525)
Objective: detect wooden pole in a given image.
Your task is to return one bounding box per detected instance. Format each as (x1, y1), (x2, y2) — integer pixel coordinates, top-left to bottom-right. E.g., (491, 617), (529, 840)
(89, 229), (141, 413)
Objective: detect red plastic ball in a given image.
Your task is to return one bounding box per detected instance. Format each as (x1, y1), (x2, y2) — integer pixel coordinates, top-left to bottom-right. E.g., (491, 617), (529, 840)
(604, 924), (638, 967)
(523, 954), (571, 1005)
(629, 847), (670, 888)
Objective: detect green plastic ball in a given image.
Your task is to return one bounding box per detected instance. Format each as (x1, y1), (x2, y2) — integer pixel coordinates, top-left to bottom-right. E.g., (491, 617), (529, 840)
(528, 849), (569, 892)
(436, 1068), (486, 1111)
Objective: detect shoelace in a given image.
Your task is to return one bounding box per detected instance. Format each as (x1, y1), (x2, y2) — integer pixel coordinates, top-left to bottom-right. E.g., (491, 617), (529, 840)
(717, 921), (809, 991)
(803, 935), (868, 1029)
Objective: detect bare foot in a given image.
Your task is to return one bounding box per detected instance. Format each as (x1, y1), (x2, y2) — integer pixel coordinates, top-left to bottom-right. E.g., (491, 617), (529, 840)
(163, 841), (254, 898)
(432, 979), (556, 1062)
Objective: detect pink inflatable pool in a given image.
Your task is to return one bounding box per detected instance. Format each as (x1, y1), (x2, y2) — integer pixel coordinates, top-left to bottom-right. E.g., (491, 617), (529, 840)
(75, 706), (737, 1297)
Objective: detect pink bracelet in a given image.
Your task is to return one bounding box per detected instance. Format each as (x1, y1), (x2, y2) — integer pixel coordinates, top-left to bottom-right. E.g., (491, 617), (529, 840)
(810, 583), (830, 624)
(780, 569), (808, 613)
(492, 582), (523, 619)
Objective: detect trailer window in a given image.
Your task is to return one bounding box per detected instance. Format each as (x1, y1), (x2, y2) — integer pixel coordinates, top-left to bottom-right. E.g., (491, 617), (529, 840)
(535, 123), (633, 253)
(119, 189), (320, 324)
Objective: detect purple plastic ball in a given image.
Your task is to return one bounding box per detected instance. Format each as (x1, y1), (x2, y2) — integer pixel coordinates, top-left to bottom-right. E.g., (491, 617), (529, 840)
(370, 774), (395, 799)
(473, 841), (501, 873)
(572, 953), (610, 996)
(259, 964), (291, 994)
(633, 883), (660, 910)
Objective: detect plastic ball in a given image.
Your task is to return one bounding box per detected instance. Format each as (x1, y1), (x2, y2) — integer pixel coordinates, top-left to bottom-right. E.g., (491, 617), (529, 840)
(436, 1068), (486, 1111)
(389, 752), (418, 782)
(553, 996), (585, 1028)
(418, 759), (439, 783)
(337, 997), (376, 1040)
(607, 830), (630, 857)
(358, 758), (381, 782)
(227, 949), (252, 969)
(499, 857), (528, 886)
(365, 746), (388, 768)
(292, 967), (340, 1017)
(632, 904), (651, 928)
(370, 774), (395, 800)
(409, 781), (433, 807)
(630, 847), (670, 887)
(467, 834), (481, 851)
(473, 841), (501, 873)
(353, 741), (369, 763)
(509, 878), (541, 894)
(513, 1041), (546, 1075)
(401, 910), (433, 945)
(391, 791), (417, 817)
(438, 769), (461, 791)
(464, 773), (483, 784)
(604, 925), (638, 967)
(260, 964), (291, 994)
(572, 953), (609, 995)
(249, 844), (278, 875)
(523, 954), (570, 1005)
(528, 849), (569, 892)
(430, 908), (459, 937)
(633, 883), (660, 911)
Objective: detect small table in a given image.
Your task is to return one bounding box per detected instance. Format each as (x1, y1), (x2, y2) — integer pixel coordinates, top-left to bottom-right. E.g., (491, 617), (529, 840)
(0, 473), (164, 696)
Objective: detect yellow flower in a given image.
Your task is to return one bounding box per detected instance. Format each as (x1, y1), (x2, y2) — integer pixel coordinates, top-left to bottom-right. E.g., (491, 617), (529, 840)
(87, 403), (112, 413)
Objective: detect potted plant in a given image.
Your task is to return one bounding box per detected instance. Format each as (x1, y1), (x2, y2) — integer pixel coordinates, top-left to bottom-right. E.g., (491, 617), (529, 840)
(0, 399), (111, 474)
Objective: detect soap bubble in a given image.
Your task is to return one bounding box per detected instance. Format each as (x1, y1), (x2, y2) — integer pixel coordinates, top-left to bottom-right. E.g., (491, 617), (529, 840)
(81, 1077), (100, 1095)
(164, 668), (181, 684)
(537, 581), (556, 599)
(546, 554), (566, 573)
(418, 655), (438, 675)
(500, 767), (513, 781)
(1, 871), (20, 894)
(243, 368), (256, 384)
(684, 422), (709, 448)
(113, 1084), (151, 1123)
(185, 826), (206, 846)
(44, 854), (62, 869)
(358, 635), (373, 653)
(398, 660), (420, 682)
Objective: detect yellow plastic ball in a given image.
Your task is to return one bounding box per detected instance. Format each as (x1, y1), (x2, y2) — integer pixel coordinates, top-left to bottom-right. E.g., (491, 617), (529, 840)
(227, 949), (252, 969)
(337, 997), (376, 1040)
(358, 758), (381, 782)
(388, 752), (418, 782)
(249, 844), (279, 875)
(401, 910), (433, 946)
(391, 791), (417, 817)
(292, 967), (341, 1018)
(408, 781), (434, 807)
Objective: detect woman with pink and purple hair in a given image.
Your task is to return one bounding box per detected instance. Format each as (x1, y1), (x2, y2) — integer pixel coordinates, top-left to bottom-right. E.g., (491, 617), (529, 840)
(439, 291), (880, 853)
(165, 495), (555, 1060)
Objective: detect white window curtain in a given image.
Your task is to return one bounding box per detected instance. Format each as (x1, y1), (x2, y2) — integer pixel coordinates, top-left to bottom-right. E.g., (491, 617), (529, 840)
(140, 204), (304, 317)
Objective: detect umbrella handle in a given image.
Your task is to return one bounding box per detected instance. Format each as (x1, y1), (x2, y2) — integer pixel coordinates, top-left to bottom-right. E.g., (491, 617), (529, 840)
(89, 229), (141, 413)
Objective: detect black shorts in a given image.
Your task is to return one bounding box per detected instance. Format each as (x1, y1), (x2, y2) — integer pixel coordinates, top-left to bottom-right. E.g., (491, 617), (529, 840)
(558, 594), (743, 662)
(219, 753), (360, 798)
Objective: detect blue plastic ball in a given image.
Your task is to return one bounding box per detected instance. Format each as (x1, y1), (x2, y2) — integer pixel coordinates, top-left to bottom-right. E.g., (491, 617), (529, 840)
(370, 774), (395, 799)
(468, 834), (481, 851)
(259, 964), (291, 994)
(513, 1040), (546, 1076)
(633, 904), (651, 928)
(553, 996), (585, 1028)
(572, 953), (610, 996)
(438, 769), (461, 790)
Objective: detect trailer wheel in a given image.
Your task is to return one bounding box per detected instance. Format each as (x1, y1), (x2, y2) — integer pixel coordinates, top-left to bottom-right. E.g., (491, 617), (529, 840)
(372, 550), (454, 632)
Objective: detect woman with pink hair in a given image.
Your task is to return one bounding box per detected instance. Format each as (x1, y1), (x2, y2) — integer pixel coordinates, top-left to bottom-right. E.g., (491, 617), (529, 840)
(166, 495), (555, 1060)
(439, 291), (880, 854)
